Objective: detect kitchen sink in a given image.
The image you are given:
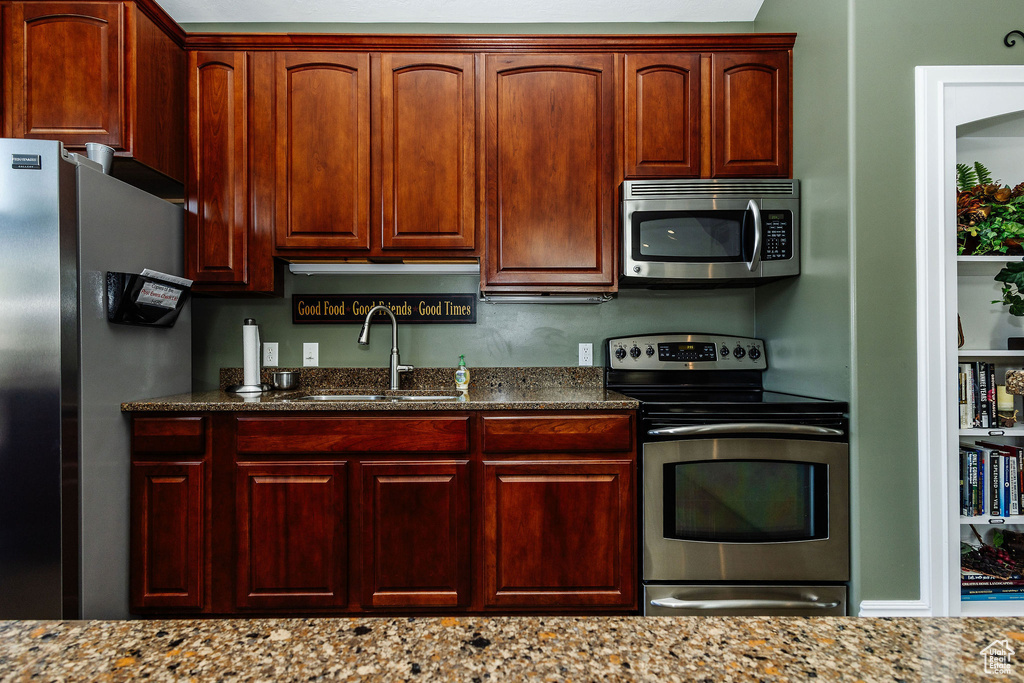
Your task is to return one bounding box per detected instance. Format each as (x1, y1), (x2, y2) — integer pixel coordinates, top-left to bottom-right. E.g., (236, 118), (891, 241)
(288, 394), (387, 401)
(281, 393), (462, 402)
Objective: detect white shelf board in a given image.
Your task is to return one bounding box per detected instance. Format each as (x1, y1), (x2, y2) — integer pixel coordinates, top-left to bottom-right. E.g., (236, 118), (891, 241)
(959, 428), (1024, 436)
(961, 516), (1024, 525)
(958, 255), (1021, 276)
(960, 599), (1024, 616)
(958, 349), (1024, 359)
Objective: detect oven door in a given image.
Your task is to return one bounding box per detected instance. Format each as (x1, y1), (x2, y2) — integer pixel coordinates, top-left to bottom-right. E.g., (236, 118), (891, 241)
(643, 435), (849, 582)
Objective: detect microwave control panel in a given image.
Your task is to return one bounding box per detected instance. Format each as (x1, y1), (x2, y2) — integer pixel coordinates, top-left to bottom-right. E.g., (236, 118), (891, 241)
(762, 211), (793, 261)
(605, 334), (767, 371)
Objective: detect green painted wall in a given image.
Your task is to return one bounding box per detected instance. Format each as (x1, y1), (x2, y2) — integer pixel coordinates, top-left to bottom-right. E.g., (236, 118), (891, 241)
(192, 274), (756, 391)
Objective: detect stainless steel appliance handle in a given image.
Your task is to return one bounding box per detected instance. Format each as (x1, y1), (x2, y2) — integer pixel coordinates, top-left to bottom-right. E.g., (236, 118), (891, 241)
(646, 423), (844, 437)
(650, 597), (841, 611)
(746, 199), (762, 272)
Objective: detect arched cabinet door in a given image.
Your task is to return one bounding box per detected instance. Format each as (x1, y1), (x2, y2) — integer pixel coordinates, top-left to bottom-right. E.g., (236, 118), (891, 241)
(624, 53), (701, 178)
(380, 53), (477, 252)
(6, 2), (124, 148)
(483, 53), (617, 292)
(273, 52), (371, 251)
(711, 51), (792, 178)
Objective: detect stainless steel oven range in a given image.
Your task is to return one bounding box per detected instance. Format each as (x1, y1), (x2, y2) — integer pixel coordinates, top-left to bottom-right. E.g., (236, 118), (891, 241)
(605, 333), (850, 617)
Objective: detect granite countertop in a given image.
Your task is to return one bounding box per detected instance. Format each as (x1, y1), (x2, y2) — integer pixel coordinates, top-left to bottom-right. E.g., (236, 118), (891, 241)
(3, 615), (1023, 681)
(122, 366), (639, 412)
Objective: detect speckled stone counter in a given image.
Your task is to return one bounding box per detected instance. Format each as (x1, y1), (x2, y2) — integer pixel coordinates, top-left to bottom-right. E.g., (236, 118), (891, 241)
(3, 616), (1024, 681)
(121, 367), (638, 412)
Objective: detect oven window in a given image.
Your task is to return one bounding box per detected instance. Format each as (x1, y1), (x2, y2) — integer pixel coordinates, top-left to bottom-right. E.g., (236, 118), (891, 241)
(663, 460), (828, 543)
(635, 210), (747, 262)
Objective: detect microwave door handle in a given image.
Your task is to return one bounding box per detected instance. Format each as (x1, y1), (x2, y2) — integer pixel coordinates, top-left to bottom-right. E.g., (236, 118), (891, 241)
(746, 198), (762, 273)
(647, 423), (844, 437)
(650, 597), (842, 611)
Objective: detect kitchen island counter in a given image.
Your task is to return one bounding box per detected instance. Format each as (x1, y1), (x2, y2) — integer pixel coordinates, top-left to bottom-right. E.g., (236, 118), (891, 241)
(1, 615), (1020, 681)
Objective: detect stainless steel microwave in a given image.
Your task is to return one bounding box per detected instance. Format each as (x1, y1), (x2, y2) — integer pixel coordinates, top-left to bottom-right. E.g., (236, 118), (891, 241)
(621, 178), (800, 286)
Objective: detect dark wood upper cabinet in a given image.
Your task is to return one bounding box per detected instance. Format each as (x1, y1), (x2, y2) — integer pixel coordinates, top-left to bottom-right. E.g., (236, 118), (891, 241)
(380, 53), (477, 252)
(3, 1), (185, 186)
(624, 53), (702, 178)
(482, 53), (617, 292)
(185, 50), (277, 294)
(273, 52), (371, 251)
(711, 51), (791, 178)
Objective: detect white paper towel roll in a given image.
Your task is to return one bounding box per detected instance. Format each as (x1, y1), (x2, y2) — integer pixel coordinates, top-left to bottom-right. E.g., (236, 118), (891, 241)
(243, 319), (261, 387)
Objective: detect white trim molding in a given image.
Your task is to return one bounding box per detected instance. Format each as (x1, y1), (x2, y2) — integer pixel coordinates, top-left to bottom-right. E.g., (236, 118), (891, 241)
(915, 65), (1024, 618)
(858, 600), (935, 618)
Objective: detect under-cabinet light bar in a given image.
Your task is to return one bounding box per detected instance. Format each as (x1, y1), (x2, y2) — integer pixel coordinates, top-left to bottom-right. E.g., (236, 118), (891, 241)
(289, 263), (480, 276)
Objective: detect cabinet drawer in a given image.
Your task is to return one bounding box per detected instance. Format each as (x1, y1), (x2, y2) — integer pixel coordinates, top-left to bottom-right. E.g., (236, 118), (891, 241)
(481, 414), (633, 453)
(132, 417), (207, 455)
(236, 416), (470, 454)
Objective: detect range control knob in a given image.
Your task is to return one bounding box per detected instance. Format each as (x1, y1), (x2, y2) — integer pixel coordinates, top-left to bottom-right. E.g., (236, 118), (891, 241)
(614, 347), (627, 360)
(630, 346), (642, 359)
(646, 345), (655, 357)
(719, 345), (730, 357)
(748, 346), (762, 360)
(733, 345), (746, 359)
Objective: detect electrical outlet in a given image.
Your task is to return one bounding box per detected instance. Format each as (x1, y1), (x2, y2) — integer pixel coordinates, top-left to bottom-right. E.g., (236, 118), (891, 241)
(578, 342), (593, 366)
(303, 342), (319, 367)
(263, 342), (279, 367)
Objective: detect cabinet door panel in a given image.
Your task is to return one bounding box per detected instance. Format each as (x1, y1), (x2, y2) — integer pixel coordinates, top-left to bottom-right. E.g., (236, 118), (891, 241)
(359, 461), (470, 608)
(186, 51), (248, 284)
(381, 53), (476, 252)
(235, 463), (348, 609)
(7, 2), (123, 148)
(482, 460), (635, 608)
(624, 53), (701, 177)
(483, 54), (616, 290)
(131, 462), (204, 610)
(712, 51), (791, 178)
(275, 52), (370, 250)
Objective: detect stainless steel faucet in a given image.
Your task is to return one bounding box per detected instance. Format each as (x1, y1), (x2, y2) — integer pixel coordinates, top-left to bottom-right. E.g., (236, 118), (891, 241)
(357, 305), (413, 390)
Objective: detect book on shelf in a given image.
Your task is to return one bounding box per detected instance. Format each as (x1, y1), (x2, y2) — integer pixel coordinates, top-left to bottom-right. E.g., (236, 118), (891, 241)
(957, 361), (1003, 429)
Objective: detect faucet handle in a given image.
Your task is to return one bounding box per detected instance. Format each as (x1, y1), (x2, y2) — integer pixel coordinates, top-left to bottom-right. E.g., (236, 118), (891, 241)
(397, 364), (414, 373)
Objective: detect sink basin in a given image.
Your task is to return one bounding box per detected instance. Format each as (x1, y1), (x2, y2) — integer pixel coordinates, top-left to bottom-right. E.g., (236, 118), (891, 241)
(291, 394), (387, 401)
(393, 394), (462, 401)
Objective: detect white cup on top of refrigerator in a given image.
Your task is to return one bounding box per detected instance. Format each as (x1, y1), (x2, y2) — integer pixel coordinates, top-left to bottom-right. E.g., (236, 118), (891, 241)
(85, 142), (114, 174)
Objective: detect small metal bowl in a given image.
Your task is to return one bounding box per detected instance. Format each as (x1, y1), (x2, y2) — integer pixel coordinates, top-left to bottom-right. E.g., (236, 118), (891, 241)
(272, 371), (298, 391)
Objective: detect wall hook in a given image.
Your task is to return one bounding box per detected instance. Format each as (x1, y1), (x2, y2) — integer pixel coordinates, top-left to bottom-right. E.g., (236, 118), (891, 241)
(1005, 30), (1024, 47)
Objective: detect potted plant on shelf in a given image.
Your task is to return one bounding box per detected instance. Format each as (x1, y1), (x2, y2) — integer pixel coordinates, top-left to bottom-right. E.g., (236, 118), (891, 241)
(957, 161), (1024, 255)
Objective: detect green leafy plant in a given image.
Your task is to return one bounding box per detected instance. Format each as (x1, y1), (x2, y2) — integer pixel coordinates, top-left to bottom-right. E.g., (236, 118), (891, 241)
(957, 162), (1024, 255)
(995, 259), (1024, 316)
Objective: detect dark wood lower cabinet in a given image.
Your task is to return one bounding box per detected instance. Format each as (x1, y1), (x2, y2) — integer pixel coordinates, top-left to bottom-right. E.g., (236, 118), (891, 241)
(130, 462), (205, 610)
(130, 410), (636, 615)
(482, 460), (634, 609)
(235, 463), (349, 609)
(359, 461), (470, 608)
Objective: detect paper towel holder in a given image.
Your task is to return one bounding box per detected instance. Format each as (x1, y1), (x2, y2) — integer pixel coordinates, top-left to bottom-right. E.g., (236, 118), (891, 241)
(226, 317), (271, 394)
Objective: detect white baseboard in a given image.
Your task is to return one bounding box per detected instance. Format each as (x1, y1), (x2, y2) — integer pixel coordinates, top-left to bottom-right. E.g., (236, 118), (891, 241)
(858, 600), (934, 617)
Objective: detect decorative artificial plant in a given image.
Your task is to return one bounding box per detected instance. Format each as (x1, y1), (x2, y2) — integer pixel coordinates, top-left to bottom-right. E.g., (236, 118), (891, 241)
(957, 161), (1024, 255)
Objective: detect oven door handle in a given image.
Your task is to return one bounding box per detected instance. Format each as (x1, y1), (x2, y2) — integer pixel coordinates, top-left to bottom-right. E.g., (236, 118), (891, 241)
(646, 423), (844, 437)
(650, 597), (841, 611)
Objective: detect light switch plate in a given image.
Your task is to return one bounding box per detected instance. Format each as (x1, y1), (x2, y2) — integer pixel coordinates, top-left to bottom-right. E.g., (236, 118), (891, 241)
(263, 342), (279, 367)
(303, 342), (319, 367)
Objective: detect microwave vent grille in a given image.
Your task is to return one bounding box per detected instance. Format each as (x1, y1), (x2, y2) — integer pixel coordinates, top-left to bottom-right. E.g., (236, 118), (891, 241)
(624, 179), (798, 199)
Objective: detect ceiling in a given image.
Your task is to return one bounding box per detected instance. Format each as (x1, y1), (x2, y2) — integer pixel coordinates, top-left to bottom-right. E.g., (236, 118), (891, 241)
(159, 0), (765, 25)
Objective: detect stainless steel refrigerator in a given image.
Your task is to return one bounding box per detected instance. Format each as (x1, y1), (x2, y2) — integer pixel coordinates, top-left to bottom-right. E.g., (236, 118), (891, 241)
(0, 139), (191, 619)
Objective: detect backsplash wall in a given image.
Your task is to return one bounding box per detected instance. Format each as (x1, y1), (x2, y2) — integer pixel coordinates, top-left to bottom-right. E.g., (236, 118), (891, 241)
(190, 271), (756, 391)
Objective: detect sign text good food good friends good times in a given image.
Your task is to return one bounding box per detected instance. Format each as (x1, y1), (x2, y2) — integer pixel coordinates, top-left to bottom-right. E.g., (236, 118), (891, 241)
(292, 294), (476, 324)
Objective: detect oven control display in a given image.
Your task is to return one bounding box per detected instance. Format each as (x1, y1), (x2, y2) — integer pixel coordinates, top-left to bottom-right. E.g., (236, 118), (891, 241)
(658, 342), (717, 362)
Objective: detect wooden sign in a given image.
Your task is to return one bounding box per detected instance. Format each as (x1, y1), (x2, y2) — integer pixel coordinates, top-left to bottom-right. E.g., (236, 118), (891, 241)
(292, 294), (476, 324)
